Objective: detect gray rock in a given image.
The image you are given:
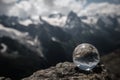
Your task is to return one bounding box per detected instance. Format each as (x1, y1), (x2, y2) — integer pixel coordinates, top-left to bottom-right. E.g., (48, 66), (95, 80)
(0, 77), (11, 80)
(22, 62), (112, 80)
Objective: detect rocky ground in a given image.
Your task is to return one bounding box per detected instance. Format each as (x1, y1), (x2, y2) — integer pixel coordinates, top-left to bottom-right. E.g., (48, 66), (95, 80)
(1, 49), (120, 80)
(0, 49), (120, 80)
(22, 62), (112, 80)
(0, 77), (11, 80)
(20, 49), (120, 80)
(102, 49), (120, 80)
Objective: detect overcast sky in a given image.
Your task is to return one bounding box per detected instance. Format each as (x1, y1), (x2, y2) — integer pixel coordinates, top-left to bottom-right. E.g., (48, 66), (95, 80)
(0, 0), (120, 18)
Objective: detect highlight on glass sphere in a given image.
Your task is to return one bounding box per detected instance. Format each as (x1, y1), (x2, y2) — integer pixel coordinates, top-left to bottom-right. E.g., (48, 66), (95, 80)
(73, 43), (100, 71)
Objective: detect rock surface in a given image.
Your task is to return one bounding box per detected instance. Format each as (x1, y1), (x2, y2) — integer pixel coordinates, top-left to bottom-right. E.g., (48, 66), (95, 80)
(22, 62), (112, 80)
(0, 77), (11, 80)
(102, 49), (120, 80)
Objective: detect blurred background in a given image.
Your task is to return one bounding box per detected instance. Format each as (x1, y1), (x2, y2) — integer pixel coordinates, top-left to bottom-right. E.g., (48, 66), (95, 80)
(0, 0), (120, 79)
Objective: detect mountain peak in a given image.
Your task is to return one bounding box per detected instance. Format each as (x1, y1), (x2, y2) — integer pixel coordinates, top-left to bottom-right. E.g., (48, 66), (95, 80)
(65, 11), (82, 29)
(67, 11), (81, 23)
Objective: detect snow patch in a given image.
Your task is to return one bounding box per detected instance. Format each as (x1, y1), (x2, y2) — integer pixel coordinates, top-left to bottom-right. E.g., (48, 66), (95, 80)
(42, 16), (67, 27)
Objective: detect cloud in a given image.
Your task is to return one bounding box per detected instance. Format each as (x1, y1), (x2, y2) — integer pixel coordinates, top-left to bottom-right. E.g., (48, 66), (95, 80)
(0, 0), (86, 18)
(86, 0), (120, 4)
(79, 2), (120, 16)
(0, 0), (16, 4)
(43, 0), (55, 7)
(0, 0), (120, 19)
(0, 0), (16, 15)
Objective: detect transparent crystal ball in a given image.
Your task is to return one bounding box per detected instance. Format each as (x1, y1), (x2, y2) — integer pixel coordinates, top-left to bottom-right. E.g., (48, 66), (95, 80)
(73, 43), (100, 71)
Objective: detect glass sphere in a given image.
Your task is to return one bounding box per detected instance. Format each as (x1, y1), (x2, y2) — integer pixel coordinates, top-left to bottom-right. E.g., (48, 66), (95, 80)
(73, 43), (100, 71)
